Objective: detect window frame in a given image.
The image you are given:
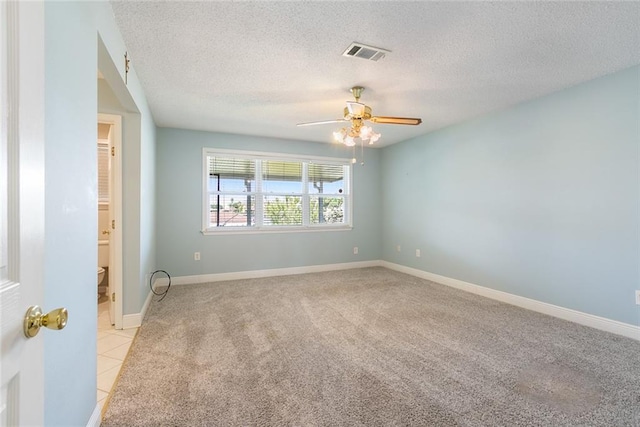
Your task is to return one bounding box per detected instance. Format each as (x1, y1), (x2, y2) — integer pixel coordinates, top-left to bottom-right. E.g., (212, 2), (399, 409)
(202, 148), (352, 234)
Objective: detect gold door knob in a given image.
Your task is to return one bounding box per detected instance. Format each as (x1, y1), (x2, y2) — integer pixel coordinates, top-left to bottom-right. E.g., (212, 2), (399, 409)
(24, 306), (68, 338)
(102, 229), (111, 235)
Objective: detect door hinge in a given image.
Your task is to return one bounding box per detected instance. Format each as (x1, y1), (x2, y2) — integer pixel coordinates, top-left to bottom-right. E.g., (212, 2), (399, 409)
(124, 51), (130, 85)
(111, 219), (115, 229)
(111, 146), (115, 156)
(111, 293), (115, 302)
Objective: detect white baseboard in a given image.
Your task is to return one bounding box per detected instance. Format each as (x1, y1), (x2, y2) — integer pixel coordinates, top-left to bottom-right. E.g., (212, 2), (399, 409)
(141, 287), (153, 320)
(381, 261), (640, 341)
(153, 260), (382, 287)
(86, 403), (101, 427)
(121, 313), (141, 329)
(121, 288), (153, 329)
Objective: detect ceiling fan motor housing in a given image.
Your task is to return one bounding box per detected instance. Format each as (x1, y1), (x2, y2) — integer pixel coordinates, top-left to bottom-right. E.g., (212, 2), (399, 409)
(344, 105), (372, 121)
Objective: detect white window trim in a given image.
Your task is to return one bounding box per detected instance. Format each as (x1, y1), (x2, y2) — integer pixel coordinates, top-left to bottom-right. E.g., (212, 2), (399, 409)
(202, 148), (353, 235)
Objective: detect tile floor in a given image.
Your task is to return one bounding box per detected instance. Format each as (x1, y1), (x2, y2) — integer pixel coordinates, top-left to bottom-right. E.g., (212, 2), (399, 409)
(97, 296), (138, 411)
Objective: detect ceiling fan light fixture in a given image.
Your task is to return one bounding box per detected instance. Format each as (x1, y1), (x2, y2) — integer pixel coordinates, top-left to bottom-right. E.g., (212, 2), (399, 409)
(344, 135), (356, 147)
(297, 86), (421, 163)
(332, 122), (380, 148)
(359, 125), (373, 140)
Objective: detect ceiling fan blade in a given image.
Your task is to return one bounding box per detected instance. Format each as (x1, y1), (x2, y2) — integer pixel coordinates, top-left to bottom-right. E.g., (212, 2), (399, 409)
(346, 101), (366, 117)
(297, 119), (347, 127)
(370, 116), (422, 125)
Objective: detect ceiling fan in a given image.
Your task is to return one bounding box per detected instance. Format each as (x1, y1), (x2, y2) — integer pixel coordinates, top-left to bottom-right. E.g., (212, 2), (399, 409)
(297, 86), (422, 146)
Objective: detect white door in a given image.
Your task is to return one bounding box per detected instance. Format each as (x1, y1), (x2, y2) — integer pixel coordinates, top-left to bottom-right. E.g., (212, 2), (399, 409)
(98, 114), (122, 328)
(97, 122), (114, 324)
(0, 1), (47, 425)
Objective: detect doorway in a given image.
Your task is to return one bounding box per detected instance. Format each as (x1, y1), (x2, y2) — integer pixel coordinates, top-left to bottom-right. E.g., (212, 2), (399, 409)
(97, 113), (123, 328)
(96, 113), (130, 412)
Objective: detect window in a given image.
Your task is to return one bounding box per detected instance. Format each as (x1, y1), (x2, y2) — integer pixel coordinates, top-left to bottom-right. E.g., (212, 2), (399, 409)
(203, 149), (351, 233)
(97, 141), (110, 204)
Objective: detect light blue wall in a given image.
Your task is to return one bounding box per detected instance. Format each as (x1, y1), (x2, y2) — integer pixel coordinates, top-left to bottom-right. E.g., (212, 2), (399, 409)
(44, 2), (97, 424)
(97, 78), (143, 315)
(139, 111), (157, 313)
(381, 65), (639, 326)
(156, 128), (381, 276)
(97, 77), (156, 315)
(44, 1), (156, 425)
(95, 5), (158, 316)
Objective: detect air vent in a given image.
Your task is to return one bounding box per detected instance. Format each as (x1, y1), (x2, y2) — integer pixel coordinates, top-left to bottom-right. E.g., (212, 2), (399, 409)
(342, 42), (390, 62)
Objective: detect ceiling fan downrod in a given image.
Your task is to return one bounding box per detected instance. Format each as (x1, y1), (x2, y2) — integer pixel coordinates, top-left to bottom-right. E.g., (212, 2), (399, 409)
(350, 86), (364, 102)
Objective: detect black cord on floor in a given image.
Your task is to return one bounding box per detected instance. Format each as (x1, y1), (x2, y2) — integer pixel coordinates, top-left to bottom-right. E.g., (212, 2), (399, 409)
(150, 270), (171, 301)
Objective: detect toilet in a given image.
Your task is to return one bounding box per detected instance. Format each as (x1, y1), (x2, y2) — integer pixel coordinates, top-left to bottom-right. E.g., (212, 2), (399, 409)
(98, 238), (109, 297)
(97, 267), (106, 301)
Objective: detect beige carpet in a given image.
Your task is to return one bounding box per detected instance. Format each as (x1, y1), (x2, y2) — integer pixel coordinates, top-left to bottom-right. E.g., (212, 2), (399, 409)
(103, 267), (640, 426)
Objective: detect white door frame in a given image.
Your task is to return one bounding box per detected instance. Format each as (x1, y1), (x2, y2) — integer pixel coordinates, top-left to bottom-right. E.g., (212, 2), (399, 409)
(98, 113), (123, 329)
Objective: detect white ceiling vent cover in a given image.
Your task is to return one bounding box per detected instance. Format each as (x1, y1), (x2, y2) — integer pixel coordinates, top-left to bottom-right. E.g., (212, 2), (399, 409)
(342, 42), (390, 62)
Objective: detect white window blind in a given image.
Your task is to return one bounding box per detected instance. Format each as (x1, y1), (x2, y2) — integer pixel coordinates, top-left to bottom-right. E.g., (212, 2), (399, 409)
(97, 143), (110, 203)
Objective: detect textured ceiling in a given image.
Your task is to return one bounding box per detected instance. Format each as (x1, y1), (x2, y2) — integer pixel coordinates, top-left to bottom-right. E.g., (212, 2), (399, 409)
(110, 1), (640, 147)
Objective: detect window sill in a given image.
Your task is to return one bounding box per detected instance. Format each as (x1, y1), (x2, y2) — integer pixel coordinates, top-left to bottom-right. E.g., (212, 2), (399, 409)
(201, 225), (353, 236)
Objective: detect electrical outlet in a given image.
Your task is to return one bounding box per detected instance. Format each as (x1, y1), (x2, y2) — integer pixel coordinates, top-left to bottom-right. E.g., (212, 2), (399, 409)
(396, 245), (401, 252)
(353, 246), (359, 255)
(194, 252), (201, 261)
(635, 290), (640, 305)
(416, 249), (421, 258)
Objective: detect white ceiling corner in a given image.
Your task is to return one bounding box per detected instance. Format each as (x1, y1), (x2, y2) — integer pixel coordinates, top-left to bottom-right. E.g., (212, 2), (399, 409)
(109, 1), (640, 147)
